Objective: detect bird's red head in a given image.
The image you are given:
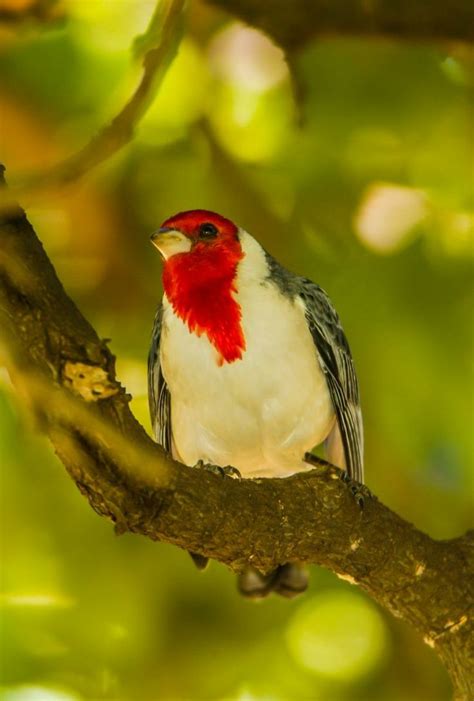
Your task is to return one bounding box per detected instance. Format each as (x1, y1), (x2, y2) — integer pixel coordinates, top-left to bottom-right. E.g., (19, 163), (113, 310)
(152, 209), (246, 364)
(159, 209), (239, 248)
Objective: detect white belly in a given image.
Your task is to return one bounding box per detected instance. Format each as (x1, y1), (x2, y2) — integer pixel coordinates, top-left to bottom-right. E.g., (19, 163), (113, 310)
(159, 277), (335, 478)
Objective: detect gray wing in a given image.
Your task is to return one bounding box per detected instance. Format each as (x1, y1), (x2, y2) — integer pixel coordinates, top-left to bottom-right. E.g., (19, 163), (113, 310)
(148, 304), (172, 453)
(299, 280), (364, 483)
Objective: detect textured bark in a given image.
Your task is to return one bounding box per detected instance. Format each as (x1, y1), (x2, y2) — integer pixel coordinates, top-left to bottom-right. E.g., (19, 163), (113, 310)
(0, 173), (473, 699)
(207, 0), (474, 50)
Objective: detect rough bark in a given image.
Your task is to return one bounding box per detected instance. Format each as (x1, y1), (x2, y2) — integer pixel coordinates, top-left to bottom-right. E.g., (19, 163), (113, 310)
(0, 173), (473, 699)
(207, 0), (474, 50)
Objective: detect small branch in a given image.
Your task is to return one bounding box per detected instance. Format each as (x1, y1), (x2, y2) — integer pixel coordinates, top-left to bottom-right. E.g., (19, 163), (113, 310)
(0, 173), (473, 699)
(206, 0), (474, 50)
(1, 0), (185, 205)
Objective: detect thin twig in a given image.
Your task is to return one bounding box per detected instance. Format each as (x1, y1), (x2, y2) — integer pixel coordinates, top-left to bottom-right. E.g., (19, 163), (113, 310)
(1, 0), (185, 206)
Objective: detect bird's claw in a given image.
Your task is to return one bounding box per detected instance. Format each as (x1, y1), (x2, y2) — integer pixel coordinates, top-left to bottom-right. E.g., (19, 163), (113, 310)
(194, 460), (241, 480)
(305, 455), (370, 509)
(339, 470), (372, 509)
(220, 465), (242, 479)
(238, 563), (309, 600)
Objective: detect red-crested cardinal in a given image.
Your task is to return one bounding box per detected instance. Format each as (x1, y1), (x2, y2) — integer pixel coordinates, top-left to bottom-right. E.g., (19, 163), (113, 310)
(148, 210), (364, 598)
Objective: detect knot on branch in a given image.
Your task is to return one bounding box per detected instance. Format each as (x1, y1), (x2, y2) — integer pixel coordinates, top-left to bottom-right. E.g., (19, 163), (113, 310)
(62, 360), (119, 401)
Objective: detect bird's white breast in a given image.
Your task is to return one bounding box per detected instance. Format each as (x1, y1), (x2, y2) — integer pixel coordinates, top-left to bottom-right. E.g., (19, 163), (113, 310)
(159, 232), (335, 477)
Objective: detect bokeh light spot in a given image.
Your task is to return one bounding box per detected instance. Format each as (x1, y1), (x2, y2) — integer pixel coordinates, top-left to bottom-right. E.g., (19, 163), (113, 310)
(0, 686), (81, 701)
(441, 56), (468, 86)
(208, 82), (292, 163)
(286, 590), (388, 681)
(354, 182), (429, 253)
(436, 210), (474, 256)
(233, 690), (281, 701)
(0, 593), (74, 608)
(206, 22), (292, 163)
(208, 23), (288, 92)
(70, 0), (152, 53)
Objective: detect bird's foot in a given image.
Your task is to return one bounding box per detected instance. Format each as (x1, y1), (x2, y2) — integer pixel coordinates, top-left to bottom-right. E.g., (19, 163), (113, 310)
(238, 564), (309, 600)
(193, 460), (241, 480)
(219, 465), (242, 479)
(304, 454), (371, 509)
(338, 470), (372, 509)
(238, 568), (276, 599)
(272, 563), (309, 599)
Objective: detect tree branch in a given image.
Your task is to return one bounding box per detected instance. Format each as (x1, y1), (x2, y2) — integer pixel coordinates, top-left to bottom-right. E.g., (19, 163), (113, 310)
(206, 0), (474, 50)
(0, 0), (184, 208)
(0, 0), (64, 26)
(0, 172), (473, 699)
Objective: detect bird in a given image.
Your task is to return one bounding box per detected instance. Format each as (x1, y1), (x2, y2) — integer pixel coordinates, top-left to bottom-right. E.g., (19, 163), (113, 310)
(148, 209), (363, 598)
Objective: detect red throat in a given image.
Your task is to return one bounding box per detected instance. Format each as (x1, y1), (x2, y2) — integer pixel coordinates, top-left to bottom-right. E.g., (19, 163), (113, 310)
(162, 237), (246, 364)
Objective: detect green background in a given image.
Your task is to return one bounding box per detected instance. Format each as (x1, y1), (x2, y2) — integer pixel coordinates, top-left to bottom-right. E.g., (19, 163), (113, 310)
(1, 1), (472, 700)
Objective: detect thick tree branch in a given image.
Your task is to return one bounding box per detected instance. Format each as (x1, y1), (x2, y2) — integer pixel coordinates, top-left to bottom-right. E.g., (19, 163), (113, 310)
(0, 173), (473, 699)
(207, 0), (474, 50)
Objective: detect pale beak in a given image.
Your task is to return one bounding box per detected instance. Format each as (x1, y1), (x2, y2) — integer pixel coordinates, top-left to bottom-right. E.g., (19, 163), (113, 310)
(150, 227), (192, 260)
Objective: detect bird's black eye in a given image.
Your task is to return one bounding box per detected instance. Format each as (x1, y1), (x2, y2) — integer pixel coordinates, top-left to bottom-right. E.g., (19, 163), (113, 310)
(198, 222), (218, 239)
